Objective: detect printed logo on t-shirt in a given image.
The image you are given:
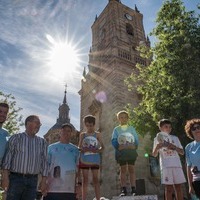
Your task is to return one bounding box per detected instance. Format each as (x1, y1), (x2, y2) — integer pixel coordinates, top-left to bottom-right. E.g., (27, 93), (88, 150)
(83, 136), (98, 155)
(156, 132), (177, 158)
(156, 132), (171, 143)
(118, 132), (135, 146)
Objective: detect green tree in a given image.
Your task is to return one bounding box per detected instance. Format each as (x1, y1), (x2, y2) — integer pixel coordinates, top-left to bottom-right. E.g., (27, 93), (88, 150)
(126, 0), (200, 147)
(0, 91), (23, 134)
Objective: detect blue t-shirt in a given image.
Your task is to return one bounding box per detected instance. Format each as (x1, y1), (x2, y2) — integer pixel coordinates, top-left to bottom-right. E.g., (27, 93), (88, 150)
(185, 141), (200, 181)
(47, 142), (79, 193)
(0, 127), (9, 167)
(111, 125), (139, 161)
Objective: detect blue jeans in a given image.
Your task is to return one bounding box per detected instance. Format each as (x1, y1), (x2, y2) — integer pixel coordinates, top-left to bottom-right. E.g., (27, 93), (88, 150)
(6, 173), (38, 200)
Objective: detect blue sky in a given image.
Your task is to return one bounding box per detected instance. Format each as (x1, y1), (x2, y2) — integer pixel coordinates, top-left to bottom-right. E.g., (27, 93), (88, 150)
(0, 0), (199, 137)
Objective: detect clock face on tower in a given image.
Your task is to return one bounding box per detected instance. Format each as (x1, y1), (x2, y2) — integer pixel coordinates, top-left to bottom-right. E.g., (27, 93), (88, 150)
(125, 13), (133, 21)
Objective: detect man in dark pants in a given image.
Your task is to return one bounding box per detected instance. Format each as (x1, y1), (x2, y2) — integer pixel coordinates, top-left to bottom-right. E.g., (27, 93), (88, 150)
(2, 115), (48, 200)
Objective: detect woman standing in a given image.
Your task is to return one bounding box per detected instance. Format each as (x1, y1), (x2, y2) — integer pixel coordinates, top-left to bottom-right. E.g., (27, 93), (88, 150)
(185, 119), (200, 199)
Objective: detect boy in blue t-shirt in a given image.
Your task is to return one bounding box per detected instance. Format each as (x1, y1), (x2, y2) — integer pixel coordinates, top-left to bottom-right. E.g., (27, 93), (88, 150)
(111, 110), (139, 196)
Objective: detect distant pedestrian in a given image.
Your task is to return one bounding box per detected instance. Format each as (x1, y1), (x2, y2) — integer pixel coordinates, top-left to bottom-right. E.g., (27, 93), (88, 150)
(152, 119), (186, 200)
(78, 115), (104, 200)
(185, 119), (200, 199)
(111, 110), (139, 196)
(2, 115), (48, 200)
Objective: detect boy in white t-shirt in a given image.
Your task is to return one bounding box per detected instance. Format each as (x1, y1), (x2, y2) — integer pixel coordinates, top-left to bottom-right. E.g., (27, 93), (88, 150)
(152, 119), (186, 200)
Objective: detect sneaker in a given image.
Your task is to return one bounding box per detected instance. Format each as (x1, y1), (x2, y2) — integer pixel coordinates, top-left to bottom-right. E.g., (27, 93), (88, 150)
(131, 187), (137, 196)
(120, 187), (127, 196)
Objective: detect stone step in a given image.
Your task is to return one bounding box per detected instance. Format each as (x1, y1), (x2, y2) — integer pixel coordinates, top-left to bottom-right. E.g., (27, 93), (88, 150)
(111, 195), (158, 200)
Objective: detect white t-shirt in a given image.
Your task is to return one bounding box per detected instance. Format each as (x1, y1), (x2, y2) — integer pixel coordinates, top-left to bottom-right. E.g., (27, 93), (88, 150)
(47, 142), (79, 193)
(153, 133), (183, 170)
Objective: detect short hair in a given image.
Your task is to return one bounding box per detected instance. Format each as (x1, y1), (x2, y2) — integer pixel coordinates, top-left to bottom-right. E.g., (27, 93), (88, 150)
(185, 118), (200, 140)
(0, 102), (9, 109)
(61, 123), (73, 131)
(25, 115), (39, 126)
(83, 115), (96, 125)
(117, 110), (129, 119)
(158, 119), (171, 128)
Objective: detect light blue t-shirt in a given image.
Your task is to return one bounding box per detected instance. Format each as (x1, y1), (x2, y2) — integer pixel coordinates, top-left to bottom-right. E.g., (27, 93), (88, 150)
(111, 125), (139, 161)
(0, 127), (9, 167)
(185, 141), (200, 181)
(47, 142), (79, 193)
(112, 125), (139, 148)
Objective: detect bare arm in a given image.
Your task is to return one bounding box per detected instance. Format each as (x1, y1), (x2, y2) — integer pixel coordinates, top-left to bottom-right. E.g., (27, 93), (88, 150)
(175, 146), (184, 155)
(187, 166), (194, 194)
(152, 143), (163, 157)
(167, 143), (184, 155)
(1, 169), (9, 191)
(96, 132), (104, 153)
(78, 133), (84, 150)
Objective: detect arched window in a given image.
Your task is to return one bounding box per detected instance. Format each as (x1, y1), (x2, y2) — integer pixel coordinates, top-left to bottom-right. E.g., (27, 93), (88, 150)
(126, 23), (134, 36)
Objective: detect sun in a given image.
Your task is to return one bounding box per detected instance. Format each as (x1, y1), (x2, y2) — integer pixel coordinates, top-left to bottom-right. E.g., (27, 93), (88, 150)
(46, 34), (80, 82)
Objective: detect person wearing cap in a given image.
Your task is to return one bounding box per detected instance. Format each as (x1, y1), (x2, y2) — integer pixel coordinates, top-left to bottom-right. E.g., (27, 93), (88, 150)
(2, 115), (48, 200)
(44, 123), (80, 200)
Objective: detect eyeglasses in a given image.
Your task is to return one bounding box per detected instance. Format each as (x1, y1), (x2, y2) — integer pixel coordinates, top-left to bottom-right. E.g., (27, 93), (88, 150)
(191, 125), (200, 132)
(31, 120), (42, 126)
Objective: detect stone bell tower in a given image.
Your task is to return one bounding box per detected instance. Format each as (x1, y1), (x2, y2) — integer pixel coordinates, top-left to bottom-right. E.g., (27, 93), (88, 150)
(79, 0), (152, 198)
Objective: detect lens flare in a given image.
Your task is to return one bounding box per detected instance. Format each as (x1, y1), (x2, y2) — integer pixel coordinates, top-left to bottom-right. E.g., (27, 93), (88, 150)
(45, 34), (81, 82)
(95, 91), (107, 103)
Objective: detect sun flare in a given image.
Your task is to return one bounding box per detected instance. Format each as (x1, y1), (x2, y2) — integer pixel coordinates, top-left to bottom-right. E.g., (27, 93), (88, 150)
(46, 34), (80, 81)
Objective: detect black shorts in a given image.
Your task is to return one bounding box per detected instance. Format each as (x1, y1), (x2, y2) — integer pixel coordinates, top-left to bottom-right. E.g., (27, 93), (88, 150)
(43, 193), (76, 200)
(116, 149), (138, 166)
(79, 165), (100, 170)
(118, 160), (136, 166)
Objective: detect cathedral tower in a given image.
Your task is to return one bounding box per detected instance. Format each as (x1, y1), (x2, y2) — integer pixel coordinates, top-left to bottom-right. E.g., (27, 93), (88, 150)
(44, 86), (78, 144)
(80, 0), (153, 198)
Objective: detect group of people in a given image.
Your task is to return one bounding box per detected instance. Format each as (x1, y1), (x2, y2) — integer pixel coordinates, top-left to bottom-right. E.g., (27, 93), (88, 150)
(0, 102), (104, 200)
(0, 102), (200, 200)
(152, 119), (200, 200)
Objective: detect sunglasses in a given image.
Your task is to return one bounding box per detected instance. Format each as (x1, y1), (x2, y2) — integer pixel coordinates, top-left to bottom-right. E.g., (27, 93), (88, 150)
(191, 125), (200, 132)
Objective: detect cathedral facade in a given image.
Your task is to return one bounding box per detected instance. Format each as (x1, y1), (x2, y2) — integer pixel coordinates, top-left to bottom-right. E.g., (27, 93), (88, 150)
(79, 0), (163, 198)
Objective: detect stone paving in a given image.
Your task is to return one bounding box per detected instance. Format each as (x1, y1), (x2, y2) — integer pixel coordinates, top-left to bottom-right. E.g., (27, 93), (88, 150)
(111, 195), (158, 200)
(92, 195), (158, 200)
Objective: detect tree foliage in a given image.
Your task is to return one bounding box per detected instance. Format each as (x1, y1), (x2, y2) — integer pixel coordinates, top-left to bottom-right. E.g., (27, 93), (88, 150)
(126, 0), (200, 146)
(0, 91), (23, 134)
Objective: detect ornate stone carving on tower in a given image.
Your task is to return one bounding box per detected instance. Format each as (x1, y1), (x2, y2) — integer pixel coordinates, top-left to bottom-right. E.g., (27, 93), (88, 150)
(79, 0), (160, 198)
(44, 86), (78, 145)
